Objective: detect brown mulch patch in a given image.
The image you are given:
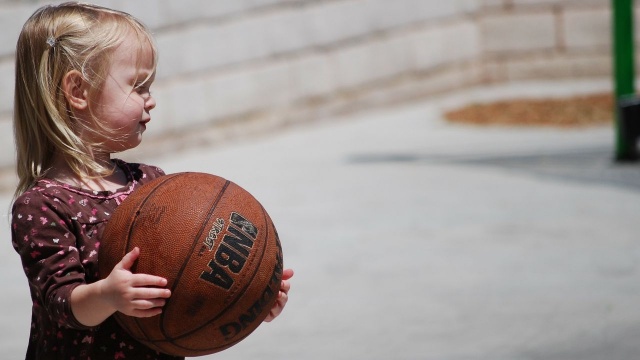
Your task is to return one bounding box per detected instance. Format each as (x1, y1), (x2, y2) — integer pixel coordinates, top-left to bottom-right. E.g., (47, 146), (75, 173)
(444, 93), (613, 127)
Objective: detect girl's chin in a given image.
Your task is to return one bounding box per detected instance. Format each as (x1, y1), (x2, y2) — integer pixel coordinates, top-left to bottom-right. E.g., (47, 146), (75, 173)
(110, 138), (143, 153)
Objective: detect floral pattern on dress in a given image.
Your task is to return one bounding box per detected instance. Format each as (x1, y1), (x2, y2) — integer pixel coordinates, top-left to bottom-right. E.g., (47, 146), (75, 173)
(11, 160), (182, 360)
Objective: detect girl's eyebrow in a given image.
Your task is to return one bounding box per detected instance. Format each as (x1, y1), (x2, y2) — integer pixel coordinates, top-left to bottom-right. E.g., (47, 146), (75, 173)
(133, 71), (155, 84)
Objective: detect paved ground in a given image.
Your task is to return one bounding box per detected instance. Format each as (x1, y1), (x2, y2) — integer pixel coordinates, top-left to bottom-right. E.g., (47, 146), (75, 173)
(1, 80), (639, 359)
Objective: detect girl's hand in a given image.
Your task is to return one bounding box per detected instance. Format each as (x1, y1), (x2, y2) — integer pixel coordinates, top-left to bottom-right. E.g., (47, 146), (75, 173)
(264, 268), (294, 322)
(100, 247), (171, 318)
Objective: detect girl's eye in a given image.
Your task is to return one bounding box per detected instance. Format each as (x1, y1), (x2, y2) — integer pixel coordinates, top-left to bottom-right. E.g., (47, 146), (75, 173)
(135, 84), (151, 96)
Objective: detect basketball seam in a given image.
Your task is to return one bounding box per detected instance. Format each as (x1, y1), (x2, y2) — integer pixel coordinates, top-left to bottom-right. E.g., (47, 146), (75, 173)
(158, 178), (231, 341)
(151, 330), (252, 356)
(164, 199), (272, 351)
(118, 173), (182, 344)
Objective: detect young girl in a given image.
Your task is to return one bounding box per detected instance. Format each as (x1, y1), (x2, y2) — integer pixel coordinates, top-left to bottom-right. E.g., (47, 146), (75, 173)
(11, 3), (293, 359)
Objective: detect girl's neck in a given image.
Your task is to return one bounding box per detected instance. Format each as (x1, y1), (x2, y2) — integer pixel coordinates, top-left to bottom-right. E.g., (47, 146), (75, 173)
(46, 157), (128, 193)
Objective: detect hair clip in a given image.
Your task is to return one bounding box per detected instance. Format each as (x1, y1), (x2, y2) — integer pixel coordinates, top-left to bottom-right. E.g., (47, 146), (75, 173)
(46, 36), (56, 48)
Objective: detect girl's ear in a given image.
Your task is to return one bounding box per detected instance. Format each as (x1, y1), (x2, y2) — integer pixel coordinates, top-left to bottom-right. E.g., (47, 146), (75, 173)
(62, 70), (89, 110)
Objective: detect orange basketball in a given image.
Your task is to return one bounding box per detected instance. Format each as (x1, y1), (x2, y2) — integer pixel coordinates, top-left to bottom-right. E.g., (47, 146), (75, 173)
(98, 172), (284, 357)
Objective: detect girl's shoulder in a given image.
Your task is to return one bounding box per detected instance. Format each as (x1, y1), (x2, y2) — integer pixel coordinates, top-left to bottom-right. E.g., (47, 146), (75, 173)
(11, 160), (166, 212)
(11, 179), (71, 215)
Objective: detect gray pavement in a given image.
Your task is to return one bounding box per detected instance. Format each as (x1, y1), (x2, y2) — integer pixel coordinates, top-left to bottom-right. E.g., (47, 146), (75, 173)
(1, 80), (640, 359)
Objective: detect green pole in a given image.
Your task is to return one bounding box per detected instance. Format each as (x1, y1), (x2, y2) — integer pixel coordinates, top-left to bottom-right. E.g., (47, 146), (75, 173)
(612, 0), (636, 160)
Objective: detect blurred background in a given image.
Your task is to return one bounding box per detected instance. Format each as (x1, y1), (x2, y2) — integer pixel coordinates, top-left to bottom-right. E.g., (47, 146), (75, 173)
(0, 0), (627, 178)
(1, 0), (640, 359)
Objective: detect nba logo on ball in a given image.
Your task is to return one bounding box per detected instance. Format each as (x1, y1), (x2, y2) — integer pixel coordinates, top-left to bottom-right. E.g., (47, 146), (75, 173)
(98, 172), (284, 357)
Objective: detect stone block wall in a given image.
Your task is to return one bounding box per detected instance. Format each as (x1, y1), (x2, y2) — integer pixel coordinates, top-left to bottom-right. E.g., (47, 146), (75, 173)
(0, 0), (624, 173)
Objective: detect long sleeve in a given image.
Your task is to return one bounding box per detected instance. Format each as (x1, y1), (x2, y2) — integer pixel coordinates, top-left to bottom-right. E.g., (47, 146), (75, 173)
(10, 161), (180, 359)
(11, 189), (91, 330)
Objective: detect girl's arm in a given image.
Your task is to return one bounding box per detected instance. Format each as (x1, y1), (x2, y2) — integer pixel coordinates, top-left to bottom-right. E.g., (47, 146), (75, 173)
(12, 195), (95, 330)
(70, 247), (171, 327)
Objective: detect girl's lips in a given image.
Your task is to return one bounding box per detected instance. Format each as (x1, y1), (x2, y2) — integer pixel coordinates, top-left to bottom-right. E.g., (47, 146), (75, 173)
(140, 119), (150, 131)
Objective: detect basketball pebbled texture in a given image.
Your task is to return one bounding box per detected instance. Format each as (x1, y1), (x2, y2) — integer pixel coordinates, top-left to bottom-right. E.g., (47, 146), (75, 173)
(98, 172), (284, 357)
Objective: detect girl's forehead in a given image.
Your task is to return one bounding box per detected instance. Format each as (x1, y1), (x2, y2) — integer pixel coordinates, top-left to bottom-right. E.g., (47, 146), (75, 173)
(111, 30), (156, 71)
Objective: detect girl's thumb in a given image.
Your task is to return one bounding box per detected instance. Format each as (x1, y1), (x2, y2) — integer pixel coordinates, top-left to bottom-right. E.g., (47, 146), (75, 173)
(117, 247), (140, 270)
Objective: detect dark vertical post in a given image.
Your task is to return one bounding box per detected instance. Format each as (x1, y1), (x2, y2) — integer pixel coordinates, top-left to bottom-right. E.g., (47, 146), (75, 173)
(612, 0), (637, 160)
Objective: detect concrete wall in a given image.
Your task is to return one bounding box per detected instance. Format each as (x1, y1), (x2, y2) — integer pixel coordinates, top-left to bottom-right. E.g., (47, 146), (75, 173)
(0, 0), (622, 172)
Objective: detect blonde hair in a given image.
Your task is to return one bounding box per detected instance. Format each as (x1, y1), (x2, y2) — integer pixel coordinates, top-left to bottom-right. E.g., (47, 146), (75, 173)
(13, 2), (158, 197)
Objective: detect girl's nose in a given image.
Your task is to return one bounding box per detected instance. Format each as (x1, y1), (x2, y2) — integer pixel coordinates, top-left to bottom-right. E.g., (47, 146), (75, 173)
(145, 95), (156, 112)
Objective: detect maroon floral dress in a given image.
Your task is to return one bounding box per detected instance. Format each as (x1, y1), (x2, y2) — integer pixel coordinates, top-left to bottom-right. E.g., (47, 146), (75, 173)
(11, 160), (183, 360)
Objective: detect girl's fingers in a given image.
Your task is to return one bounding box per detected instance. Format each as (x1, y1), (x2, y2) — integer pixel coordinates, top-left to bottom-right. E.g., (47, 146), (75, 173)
(131, 273), (168, 288)
(128, 285), (171, 300)
(116, 248), (169, 288)
(130, 307), (164, 318)
(278, 290), (288, 305)
(132, 298), (167, 310)
(264, 290), (289, 322)
(117, 247), (140, 270)
(280, 279), (291, 294)
(282, 268), (294, 280)
(263, 269), (293, 322)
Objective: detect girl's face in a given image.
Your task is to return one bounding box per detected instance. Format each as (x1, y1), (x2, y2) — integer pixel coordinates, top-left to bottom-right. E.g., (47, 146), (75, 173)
(90, 30), (156, 153)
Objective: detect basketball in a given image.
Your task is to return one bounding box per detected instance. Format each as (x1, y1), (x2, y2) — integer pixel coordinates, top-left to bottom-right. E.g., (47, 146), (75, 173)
(98, 172), (284, 357)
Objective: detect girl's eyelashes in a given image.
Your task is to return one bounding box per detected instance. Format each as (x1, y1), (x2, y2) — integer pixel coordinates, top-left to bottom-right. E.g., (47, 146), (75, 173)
(134, 83), (151, 96)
